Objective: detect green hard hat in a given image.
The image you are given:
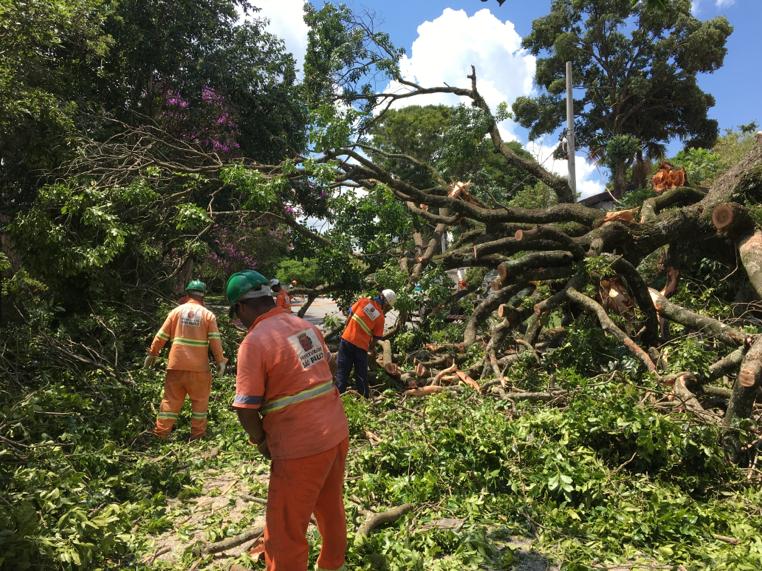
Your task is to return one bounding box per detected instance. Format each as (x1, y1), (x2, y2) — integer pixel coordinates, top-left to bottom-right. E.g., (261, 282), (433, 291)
(185, 279), (207, 294)
(225, 270), (270, 304)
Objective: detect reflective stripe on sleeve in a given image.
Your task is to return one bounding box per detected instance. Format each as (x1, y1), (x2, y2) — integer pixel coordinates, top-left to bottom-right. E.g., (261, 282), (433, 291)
(208, 332), (221, 339)
(261, 381), (335, 416)
(157, 330), (170, 341)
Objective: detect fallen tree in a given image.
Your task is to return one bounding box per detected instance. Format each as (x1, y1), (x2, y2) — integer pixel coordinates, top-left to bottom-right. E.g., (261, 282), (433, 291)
(312, 69), (762, 460)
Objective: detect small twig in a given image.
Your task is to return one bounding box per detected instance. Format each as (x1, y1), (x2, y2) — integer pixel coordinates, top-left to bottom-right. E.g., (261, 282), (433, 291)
(145, 546), (171, 565)
(712, 534), (740, 545)
(200, 519), (266, 555)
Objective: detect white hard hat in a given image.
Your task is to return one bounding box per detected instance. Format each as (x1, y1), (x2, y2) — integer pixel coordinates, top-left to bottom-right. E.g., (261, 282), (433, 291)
(381, 289), (397, 307)
(270, 278), (280, 287)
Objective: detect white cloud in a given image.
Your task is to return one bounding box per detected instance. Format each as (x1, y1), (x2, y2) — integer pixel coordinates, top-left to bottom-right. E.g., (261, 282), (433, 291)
(385, 8), (535, 121)
(525, 140), (605, 200)
(383, 8), (604, 200)
(244, 0), (309, 73)
(715, 0), (735, 8)
(691, 0), (701, 15)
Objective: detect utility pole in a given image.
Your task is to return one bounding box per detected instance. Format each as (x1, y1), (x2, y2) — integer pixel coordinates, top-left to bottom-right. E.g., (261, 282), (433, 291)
(565, 61), (577, 198)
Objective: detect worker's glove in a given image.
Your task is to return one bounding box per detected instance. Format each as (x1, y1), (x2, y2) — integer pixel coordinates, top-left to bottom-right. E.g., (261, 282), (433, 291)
(217, 358), (228, 376)
(143, 355), (158, 369)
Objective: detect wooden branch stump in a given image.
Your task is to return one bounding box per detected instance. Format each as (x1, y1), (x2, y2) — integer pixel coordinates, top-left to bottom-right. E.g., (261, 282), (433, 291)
(357, 504), (414, 538)
(672, 374), (721, 425)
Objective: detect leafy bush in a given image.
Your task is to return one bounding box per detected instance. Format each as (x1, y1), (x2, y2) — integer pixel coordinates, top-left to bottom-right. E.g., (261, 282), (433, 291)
(672, 147), (722, 186)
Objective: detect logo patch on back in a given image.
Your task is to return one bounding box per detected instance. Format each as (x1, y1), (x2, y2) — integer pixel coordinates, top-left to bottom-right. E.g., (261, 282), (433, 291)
(288, 328), (325, 369)
(362, 303), (380, 321)
(180, 307), (202, 327)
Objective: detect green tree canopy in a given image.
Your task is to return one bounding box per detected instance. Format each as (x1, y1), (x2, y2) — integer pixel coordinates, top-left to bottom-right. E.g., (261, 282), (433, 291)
(512, 0), (732, 195)
(0, 0), (307, 212)
(368, 105), (547, 206)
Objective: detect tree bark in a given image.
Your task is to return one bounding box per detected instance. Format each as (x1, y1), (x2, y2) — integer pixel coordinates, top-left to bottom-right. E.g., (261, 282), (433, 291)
(739, 230), (762, 299)
(725, 335), (762, 427)
(648, 289), (748, 346)
(566, 287), (657, 372)
(357, 504), (414, 538)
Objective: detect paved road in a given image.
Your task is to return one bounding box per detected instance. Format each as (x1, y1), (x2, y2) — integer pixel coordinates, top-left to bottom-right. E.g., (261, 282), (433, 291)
(295, 296), (341, 329)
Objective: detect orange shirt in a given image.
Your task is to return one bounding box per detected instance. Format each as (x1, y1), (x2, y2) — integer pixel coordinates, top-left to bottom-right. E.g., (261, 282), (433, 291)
(149, 299), (224, 371)
(276, 289), (291, 312)
(233, 307), (348, 460)
(341, 297), (385, 351)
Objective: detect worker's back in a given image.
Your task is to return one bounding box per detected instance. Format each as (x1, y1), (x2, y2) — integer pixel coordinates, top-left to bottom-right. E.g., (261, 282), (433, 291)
(341, 297), (384, 351)
(236, 308), (348, 459)
(151, 299), (223, 371)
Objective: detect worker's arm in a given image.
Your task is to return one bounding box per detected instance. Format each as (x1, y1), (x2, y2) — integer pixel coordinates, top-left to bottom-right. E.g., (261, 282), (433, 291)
(148, 312), (174, 355)
(369, 308), (385, 358)
(207, 315), (225, 364)
(236, 409), (269, 458)
(232, 338), (268, 456)
(328, 352), (337, 376)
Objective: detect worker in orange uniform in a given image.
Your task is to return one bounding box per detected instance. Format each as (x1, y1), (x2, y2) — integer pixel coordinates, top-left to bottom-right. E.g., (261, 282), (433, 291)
(226, 270), (349, 571)
(336, 289), (396, 398)
(270, 278), (291, 313)
(144, 280), (227, 440)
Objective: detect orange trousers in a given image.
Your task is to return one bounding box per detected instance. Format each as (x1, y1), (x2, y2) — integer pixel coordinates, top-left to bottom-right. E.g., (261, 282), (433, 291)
(264, 437), (349, 571)
(154, 370), (211, 438)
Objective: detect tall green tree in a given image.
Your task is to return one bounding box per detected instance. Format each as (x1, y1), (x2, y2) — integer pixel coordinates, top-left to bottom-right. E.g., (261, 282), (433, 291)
(512, 0), (732, 195)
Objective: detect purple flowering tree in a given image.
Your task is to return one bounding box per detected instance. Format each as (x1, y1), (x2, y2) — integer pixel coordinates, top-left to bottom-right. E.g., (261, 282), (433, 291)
(160, 85), (241, 156)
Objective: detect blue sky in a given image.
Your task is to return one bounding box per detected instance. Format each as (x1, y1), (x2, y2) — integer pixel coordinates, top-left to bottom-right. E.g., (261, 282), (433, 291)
(250, 0), (761, 197)
(336, 0), (761, 135)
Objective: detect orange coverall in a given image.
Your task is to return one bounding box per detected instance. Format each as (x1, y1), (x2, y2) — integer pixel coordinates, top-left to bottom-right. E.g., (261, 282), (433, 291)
(275, 288), (291, 312)
(148, 298), (225, 438)
(233, 307), (349, 571)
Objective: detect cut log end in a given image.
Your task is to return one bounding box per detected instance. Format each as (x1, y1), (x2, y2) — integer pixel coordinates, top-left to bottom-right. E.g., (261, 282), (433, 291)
(712, 202), (754, 238)
(712, 203), (736, 233)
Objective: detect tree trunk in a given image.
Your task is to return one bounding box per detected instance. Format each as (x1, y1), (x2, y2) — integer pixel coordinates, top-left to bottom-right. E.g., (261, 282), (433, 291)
(612, 158), (627, 198)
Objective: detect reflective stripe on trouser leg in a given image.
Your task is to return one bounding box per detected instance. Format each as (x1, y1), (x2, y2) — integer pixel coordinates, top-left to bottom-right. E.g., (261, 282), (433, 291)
(154, 371), (187, 437)
(186, 371), (212, 438)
